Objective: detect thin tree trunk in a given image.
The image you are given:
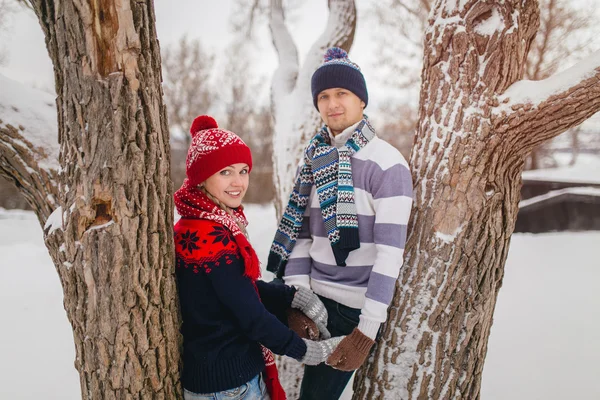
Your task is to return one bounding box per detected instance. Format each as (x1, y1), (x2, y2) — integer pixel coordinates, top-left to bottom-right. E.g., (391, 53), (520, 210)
(16, 1), (182, 398)
(569, 126), (581, 166)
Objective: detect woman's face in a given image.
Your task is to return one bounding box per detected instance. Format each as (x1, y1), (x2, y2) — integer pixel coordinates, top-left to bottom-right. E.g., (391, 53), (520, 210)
(203, 163), (250, 208)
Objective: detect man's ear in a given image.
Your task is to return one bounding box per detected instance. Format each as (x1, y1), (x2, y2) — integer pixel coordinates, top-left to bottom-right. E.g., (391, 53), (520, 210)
(361, 101), (366, 109)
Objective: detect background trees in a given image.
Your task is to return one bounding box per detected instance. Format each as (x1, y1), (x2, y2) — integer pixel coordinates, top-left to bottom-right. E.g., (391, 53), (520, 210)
(162, 36), (216, 144)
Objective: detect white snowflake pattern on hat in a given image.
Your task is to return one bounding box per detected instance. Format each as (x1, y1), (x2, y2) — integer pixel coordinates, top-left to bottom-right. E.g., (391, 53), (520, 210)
(186, 128), (247, 168)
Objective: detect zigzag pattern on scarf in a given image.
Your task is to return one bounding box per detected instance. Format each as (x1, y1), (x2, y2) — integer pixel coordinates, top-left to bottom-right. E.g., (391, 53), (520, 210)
(268, 117), (376, 276)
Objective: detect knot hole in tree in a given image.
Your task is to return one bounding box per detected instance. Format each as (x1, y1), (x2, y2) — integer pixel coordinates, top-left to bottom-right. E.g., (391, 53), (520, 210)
(89, 199), (112, 228)
(484, 183), (496, 198)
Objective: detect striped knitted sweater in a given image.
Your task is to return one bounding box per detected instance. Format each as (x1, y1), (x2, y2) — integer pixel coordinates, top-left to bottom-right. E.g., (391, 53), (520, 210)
(283, 121), (413, 339)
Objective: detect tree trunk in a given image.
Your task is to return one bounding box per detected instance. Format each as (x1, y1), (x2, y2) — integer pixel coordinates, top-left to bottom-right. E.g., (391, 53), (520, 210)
(354, 1), (600, 398)
(2, 1), (183, 398)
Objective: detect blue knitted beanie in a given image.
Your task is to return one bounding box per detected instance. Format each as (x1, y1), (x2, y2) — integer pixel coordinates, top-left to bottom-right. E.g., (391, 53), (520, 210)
(311, 47), (368, 110)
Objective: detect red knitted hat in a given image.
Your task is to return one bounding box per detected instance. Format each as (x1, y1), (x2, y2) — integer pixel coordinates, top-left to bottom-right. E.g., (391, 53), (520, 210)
(185, 115), (253, 186)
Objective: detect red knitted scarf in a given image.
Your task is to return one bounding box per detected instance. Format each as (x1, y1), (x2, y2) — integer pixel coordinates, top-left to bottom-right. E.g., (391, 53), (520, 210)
(174, 179), (260, 280)
(174, 180), (286, 400)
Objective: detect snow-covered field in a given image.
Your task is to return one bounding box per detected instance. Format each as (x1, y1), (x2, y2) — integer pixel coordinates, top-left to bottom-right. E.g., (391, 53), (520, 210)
(1, 206), (599, 400)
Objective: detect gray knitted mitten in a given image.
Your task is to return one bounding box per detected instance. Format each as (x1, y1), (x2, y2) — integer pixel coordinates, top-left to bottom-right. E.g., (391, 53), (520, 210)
(300, 336), (345, 366)
(292, 287), (331, 339)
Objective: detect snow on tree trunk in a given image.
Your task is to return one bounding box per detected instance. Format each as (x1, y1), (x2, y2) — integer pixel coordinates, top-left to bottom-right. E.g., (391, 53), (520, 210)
(270, 0), (357, 216)
(0, 1), (183, 398)
(268, 0), (356, 397)
(354, 1), (600, 399)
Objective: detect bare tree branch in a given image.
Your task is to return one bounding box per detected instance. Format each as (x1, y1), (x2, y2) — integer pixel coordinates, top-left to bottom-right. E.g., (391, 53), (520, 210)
(245, 0), (263, 36)
(0, 75), (59, 223)
(391, 0), (422, 19)
(161, 35), (215, 143)
(529, 0), (555, 80)
(230, 0), (265, 37)
(0, 123), (58, 222)
(18, 0), (33, 10)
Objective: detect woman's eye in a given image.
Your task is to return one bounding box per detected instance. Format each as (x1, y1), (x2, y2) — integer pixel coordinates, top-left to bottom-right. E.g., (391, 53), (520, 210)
(241, 169), (249, 175)
(220, 170), (230, 175)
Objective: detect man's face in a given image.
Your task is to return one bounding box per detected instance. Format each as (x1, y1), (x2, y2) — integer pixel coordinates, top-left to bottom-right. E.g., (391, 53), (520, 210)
(316, 88), (365, 136)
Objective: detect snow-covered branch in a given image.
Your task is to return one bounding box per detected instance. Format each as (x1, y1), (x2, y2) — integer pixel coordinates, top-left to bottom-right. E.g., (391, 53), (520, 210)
(0, 74), (59, 223)
(301, 0), (357, 90)
(493, 50), (600, 152)
(269, 0), (299, 103)
(269, 0), (357, 106)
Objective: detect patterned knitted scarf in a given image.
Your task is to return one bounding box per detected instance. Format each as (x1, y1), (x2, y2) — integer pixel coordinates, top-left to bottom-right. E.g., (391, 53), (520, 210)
(267, 117), (375, 277)
(174, 180), (287, 399)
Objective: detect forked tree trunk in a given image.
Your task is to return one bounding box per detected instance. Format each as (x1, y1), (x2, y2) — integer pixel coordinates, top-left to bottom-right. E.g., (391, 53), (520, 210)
(270, 0), (357, 217)
(1, 1), (182, 398)
(354, 1), (600, 399)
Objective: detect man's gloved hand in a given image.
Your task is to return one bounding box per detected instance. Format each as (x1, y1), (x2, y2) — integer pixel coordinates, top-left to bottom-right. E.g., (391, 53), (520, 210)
(326, 328), (375, 371)
(291, 287), (331, 339)
(287, 308), (319, 340)
(300, 336), (345, 366)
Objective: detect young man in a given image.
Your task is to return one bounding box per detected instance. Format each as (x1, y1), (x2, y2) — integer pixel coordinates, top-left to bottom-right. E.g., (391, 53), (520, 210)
(268, 47), (413, 399)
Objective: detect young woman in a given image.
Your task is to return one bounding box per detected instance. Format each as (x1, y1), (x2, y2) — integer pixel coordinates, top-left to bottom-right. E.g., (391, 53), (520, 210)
(174, 115), (343, 400)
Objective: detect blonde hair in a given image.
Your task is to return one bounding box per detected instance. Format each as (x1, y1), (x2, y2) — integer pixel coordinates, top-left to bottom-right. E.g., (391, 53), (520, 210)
(199, 185), (249, 238)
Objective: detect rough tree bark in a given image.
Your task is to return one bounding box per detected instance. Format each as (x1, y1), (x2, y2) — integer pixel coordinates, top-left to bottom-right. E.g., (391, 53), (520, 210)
(1, 1), (182, 398)
(354, 1), (600, 399)
(268, 0), (357, 397)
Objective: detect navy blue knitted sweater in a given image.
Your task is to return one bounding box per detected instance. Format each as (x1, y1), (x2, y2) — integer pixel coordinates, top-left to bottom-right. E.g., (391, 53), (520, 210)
(175, 217), (307, 394)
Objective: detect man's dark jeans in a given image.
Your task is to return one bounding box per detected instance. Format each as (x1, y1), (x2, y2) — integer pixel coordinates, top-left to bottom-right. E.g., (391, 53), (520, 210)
(299, 295), (362, 400)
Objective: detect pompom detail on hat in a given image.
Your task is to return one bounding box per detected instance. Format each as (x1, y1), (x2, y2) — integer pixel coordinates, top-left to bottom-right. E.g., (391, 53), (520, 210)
(190, 115), (218, 138)
(184, 115), (253, 186)
(311, 47), (368, 110)
(324, 47), (348, 62)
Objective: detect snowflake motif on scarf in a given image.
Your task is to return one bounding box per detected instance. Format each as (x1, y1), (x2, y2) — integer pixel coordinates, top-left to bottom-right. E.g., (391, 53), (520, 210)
(174, 180), (261, 281)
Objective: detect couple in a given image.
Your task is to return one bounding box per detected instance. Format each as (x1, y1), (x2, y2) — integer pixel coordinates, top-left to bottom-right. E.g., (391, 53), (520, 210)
(174, 48), (413, 400)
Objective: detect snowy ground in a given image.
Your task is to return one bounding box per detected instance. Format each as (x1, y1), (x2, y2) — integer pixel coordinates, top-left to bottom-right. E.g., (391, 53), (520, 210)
(1, 206), (599, 400)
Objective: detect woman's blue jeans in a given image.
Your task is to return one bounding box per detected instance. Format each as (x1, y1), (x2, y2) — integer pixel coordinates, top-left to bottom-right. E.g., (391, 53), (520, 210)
(299, 295), (364, 400)
(183, 373), (269, 400)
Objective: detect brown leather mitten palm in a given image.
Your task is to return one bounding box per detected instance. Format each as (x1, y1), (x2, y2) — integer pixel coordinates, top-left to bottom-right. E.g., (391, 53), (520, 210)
(287, 308), (319, 340)
(326, 328), (375, 371)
